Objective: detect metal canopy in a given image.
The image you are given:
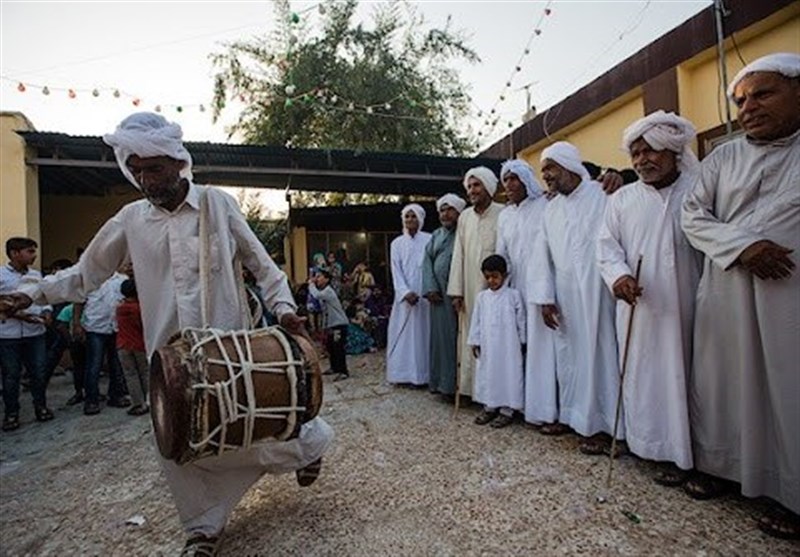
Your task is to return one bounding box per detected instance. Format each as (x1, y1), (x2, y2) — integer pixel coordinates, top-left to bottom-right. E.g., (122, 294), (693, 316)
(19, 132), (502, 197)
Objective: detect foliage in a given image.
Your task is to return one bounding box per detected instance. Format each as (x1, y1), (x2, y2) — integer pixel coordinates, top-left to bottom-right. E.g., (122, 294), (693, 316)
(210, 0), (479, 158)
(237, 190), (288, 264)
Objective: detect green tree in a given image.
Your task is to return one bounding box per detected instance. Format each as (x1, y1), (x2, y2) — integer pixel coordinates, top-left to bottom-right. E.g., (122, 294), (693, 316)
(237, 190), (288, 264)
(210, 0), (479, 156)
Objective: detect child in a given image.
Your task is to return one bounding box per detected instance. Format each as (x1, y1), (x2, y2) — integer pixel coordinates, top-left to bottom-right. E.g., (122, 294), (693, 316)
(308, 269), (350, 381)
(468, 254), (526, 429)
(116, 279), (149, 416)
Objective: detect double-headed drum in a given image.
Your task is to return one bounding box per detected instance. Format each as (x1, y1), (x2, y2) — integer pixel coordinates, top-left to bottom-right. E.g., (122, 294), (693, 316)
(150, 326), (323, 464)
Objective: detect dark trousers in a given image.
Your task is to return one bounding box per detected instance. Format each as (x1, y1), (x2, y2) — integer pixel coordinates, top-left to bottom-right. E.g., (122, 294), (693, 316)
(84, 332), (127, 404)
(69, 339), (86, 396)
(326, 325), (349, 375)
(44, 326), (68, 385)
(0, 335), (48, 416)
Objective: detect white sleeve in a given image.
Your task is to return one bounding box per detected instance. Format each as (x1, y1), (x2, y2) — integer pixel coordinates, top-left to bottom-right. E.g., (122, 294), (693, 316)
(596, 194), (632, 292)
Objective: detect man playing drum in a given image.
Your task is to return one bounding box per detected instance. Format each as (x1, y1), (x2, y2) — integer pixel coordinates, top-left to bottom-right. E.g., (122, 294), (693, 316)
(0, 112), (333, 556)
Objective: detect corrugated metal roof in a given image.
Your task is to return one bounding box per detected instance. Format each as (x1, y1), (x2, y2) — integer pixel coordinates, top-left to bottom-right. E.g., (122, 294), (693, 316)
(20, 132), (502, 197)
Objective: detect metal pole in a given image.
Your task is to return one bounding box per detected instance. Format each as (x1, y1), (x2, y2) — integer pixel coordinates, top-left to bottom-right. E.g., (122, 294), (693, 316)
(714, 0), (733, 136)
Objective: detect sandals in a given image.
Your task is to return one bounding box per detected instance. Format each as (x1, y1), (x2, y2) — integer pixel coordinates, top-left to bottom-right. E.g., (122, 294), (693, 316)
(180, 533), (222, 557)
(683, 472), (731, 500)
(539, 422), (571, 436)
(127, 404), (150, 416)
(2, 414), (20, 432)
(757, 505), (800, 540)
(579, 434), (610, 456)
(296, 457), (323, 487)
(474, 410), (498, 425)
(490, 414), (514, 429)
(34, 406), (54, 422)
(654, 465), (689, 487)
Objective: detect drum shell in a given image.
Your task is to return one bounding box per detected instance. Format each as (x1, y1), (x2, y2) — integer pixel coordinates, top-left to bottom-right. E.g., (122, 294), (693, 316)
(150, 329), (322, 464)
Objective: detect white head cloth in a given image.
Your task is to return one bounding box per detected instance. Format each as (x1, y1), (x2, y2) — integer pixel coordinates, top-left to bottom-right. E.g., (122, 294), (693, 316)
(501, 159), (545, 200)
(727, 52), (800, 98)
(463, 166), (499, 197)
(436, 193), (467, 214)
(622, 110), (699, 174)
(540, 141), (590, 181)
(103, 112), (194, 189)
(401, 203), (426, 231)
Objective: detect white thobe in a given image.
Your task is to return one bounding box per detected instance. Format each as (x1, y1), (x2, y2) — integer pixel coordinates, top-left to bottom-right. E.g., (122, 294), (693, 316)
(497, 196), (557, 424)
(446, 203), (505, 396)
(18, 183), (333, 536)
(468, 284), (526, 411)
(531, 180), (621, 438)
(597, 174), (702, 470)
(681, 130), (800, 513)
(386, 231), (432, 385)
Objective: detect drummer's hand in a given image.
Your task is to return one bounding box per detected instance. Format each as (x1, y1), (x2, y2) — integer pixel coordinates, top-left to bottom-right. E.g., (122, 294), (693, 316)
(0, 293), (34, 318)
(280, 312), (308, 336)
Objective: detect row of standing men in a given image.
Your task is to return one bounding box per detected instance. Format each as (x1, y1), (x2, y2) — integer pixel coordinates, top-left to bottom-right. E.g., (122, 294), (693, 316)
(385, 52), (799, 539)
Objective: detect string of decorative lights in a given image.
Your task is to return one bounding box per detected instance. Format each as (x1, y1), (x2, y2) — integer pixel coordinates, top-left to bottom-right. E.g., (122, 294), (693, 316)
(474, 0), (555, 146)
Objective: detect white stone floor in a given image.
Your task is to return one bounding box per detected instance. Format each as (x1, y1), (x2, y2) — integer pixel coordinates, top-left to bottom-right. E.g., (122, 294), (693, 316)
(1, 351), (797, 556)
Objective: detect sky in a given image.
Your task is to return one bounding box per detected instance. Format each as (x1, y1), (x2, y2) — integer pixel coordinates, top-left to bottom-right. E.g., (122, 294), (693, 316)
(0, 0), (711, 212)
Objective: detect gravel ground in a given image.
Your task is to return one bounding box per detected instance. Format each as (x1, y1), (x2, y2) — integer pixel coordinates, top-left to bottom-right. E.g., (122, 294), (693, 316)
(1, 351), (798, 556)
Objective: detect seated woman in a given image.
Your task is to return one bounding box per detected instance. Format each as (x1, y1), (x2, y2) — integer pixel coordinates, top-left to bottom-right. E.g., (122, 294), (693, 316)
(345, 302), (376, 355)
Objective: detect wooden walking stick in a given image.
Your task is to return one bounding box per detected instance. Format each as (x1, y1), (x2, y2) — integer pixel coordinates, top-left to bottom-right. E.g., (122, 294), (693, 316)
(600, 255), (643, 501)
(453, 310), (464, 417)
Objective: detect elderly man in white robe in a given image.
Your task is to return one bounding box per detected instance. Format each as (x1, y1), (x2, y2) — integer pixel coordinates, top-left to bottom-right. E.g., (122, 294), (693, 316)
(495, 160), (557, 426)
(597, 111), (703, 486)
(0, 112), (334, 555)
(530, 142), (621, 454)
(447, 167), (505, 399)
(681, 52), (800, 539)
(386, 204), (432, 386)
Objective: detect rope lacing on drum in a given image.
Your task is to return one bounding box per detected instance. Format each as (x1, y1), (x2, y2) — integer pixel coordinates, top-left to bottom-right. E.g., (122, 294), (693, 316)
(182, 327), (306, 457)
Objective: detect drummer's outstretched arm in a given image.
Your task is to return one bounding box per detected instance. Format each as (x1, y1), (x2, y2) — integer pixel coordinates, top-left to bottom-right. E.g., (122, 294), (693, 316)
(16, 211), (128, 307)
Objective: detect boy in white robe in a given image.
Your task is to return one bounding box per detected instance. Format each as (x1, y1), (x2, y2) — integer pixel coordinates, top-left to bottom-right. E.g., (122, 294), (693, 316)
(468, 255), (526, 429)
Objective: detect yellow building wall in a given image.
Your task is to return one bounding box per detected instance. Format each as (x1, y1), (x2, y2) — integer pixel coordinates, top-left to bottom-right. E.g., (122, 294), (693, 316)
(514, 3), (798, 169)
(519, 94), (645, 177)
(678, 5), (800, 135)
(39, 191), (140, 266)
(0, 112), (40, 267)
(289, 226), (308, 286)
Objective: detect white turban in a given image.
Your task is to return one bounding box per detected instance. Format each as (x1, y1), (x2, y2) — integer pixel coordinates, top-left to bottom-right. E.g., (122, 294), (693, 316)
(103, 112), (194, 189)
(463, 166), (499, 197)
(727, 52), (800, 99)
(540, 141), (590, 181)
(436, 193), (466, 214)
(401, 203), (426, 231)
(501, 159), (545, 200)
(622, 110), (699, 174)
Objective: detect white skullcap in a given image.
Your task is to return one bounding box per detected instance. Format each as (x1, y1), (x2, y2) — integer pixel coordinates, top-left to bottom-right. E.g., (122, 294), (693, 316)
(436, 193), (467, 214)
(501, 159), (545, 200)
(463, 166), (499, 197)
(540, 141), (590, 181)
(103, 112), (193, 189)
(727, 52), (800, 99)
(401, 203), (426, 231)
(622, 110), (699, 174)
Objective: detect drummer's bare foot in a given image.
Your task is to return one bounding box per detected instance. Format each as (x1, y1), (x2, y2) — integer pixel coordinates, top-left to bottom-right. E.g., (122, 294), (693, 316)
(180, 533), (222, 557)
(296, 457), (323, 487)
